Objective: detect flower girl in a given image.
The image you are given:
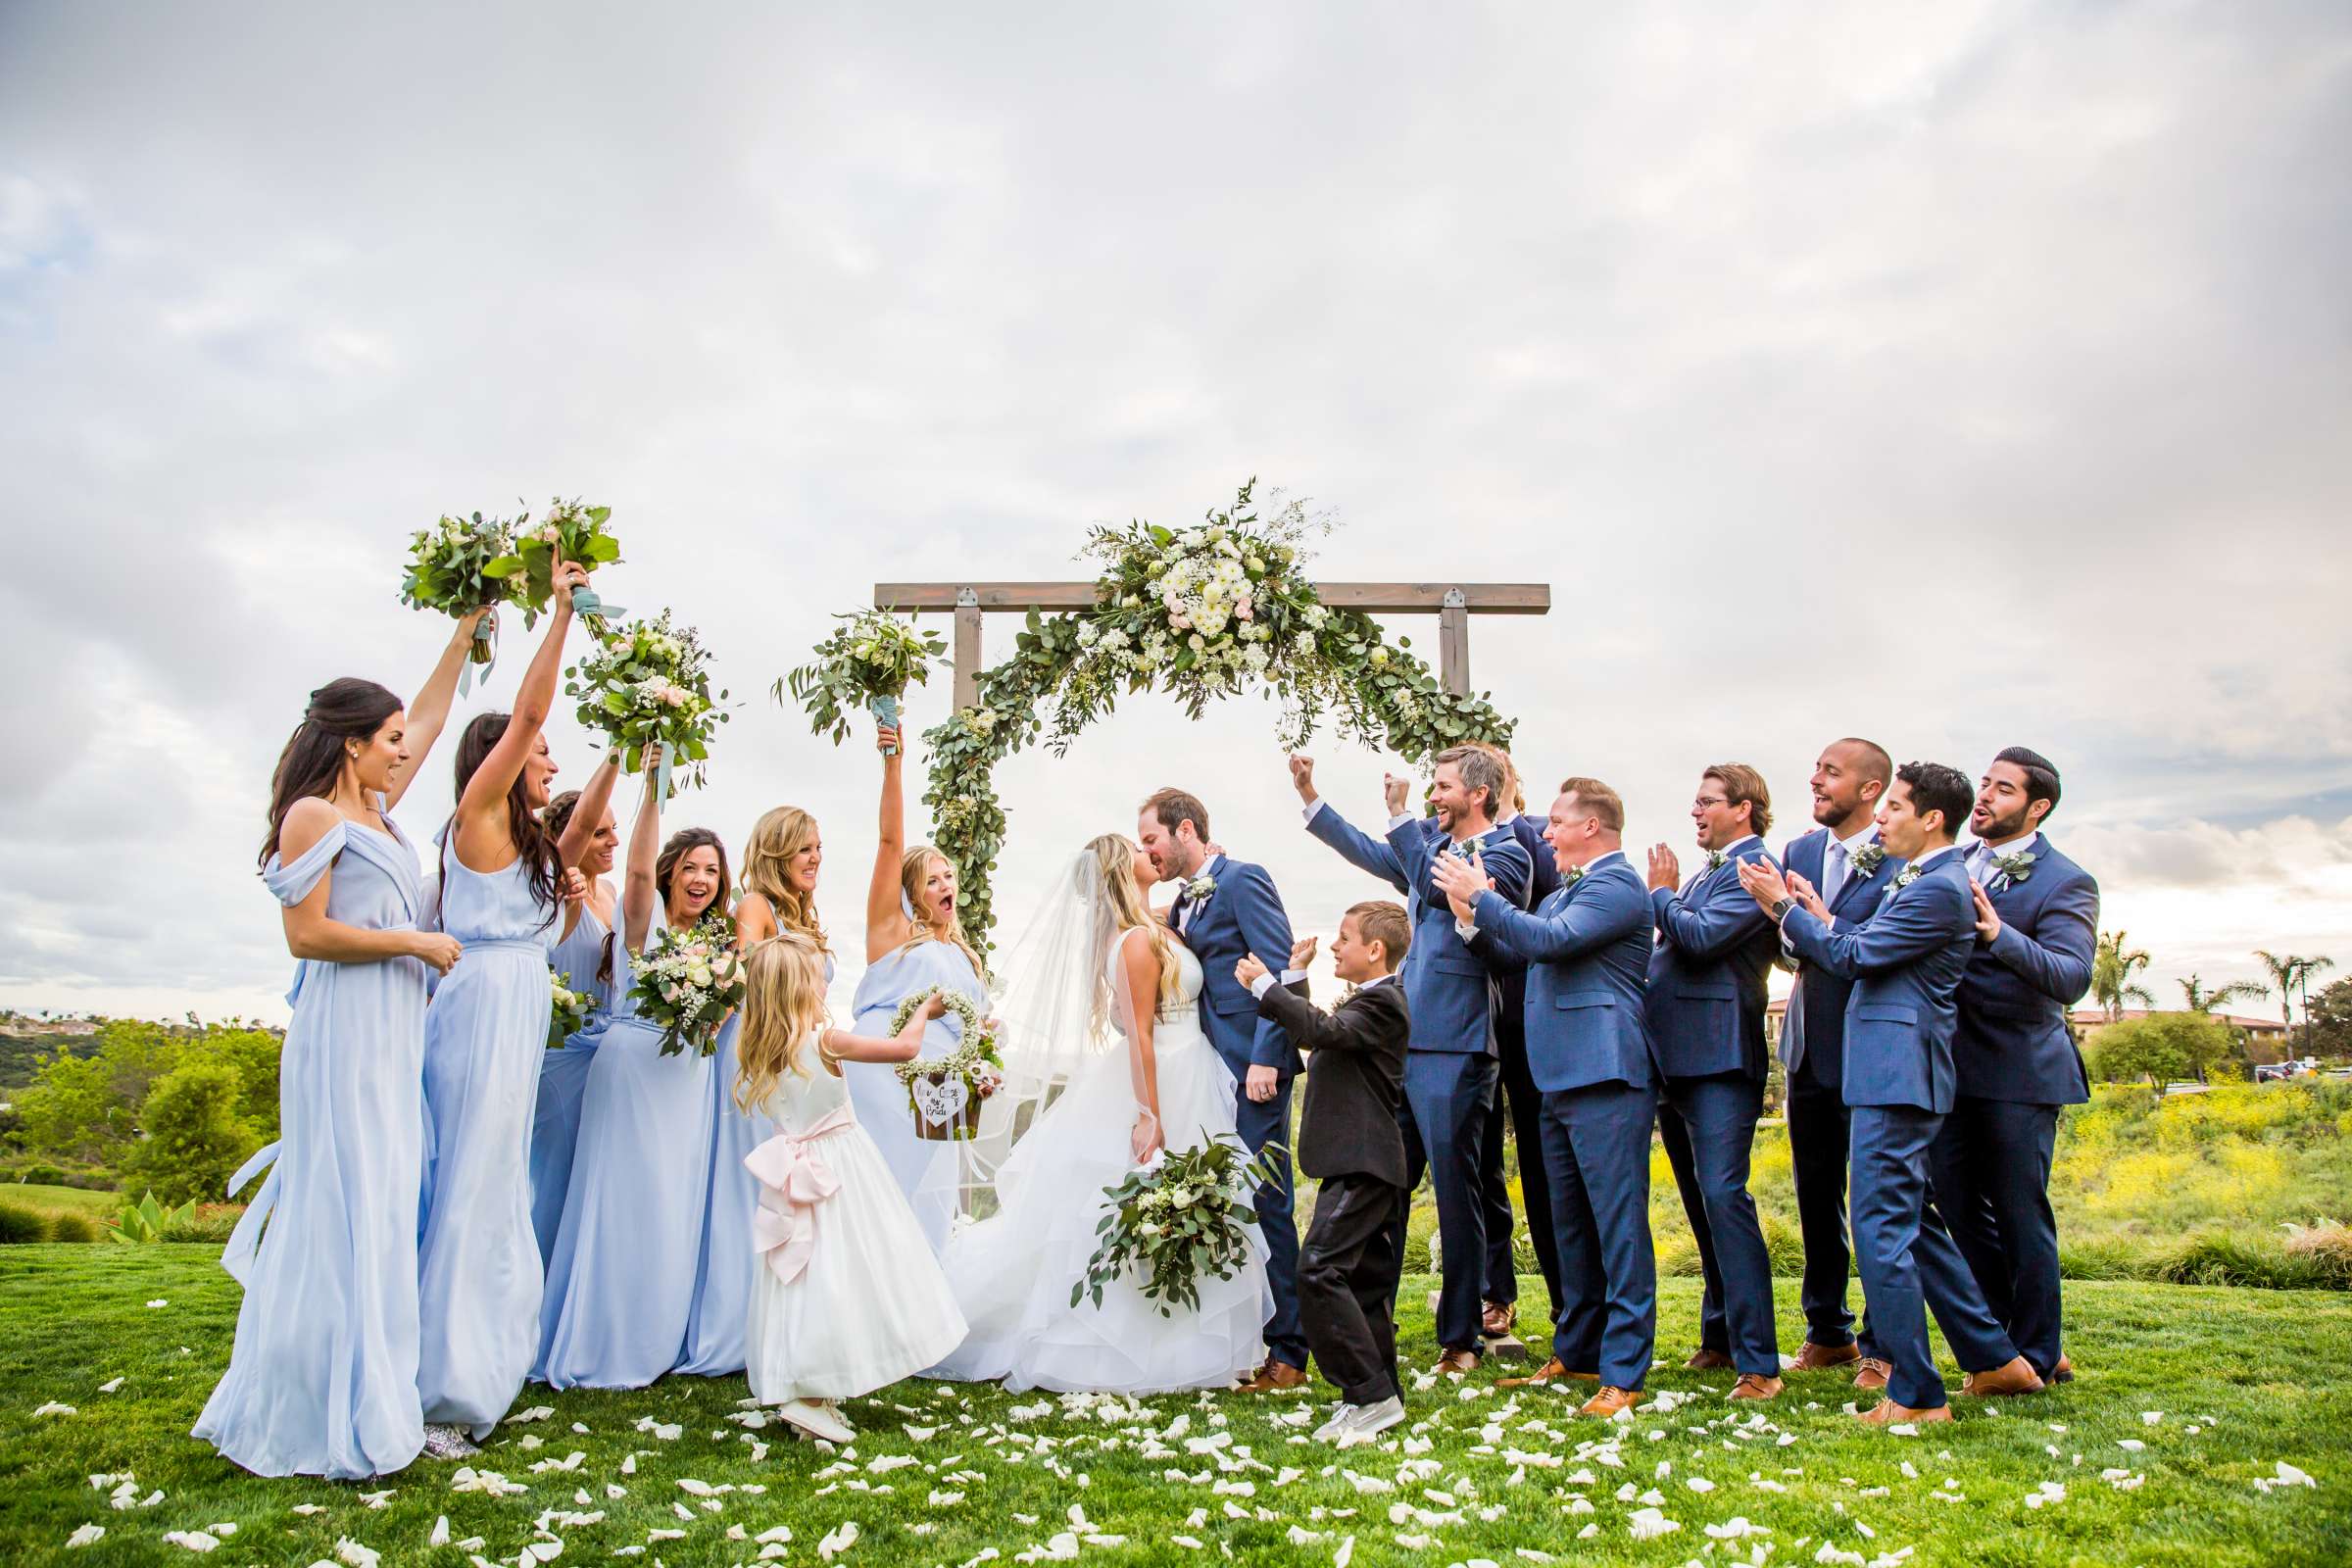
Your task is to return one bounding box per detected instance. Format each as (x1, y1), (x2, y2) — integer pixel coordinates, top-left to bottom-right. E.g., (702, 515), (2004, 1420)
(735, 936), (968, 1444)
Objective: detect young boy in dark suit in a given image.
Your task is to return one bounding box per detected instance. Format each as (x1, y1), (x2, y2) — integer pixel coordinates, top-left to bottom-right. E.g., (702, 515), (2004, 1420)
(1238, 900), (1412, 1446)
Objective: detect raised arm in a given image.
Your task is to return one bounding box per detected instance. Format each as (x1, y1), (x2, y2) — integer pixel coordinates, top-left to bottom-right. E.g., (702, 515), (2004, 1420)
(276, 799), (463, 973)
(1983, 868), (2098, 1004)
(455, 560), (587, 857)
(387, 607), (491, 810)
(618, 756), (664, 954)
(554, 748), (621, 868)
(864, 722), (915, 962)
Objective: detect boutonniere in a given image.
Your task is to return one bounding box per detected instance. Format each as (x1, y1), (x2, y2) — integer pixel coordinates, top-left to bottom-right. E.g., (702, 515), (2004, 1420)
(1560, 864), (1588, 888)
(1704, 850), (1728, 873)
(1184, 872), (1218, 903)
(1890, 863), (1924, 891)
(1848, 842), (1886, 879)
(1992, 850), (2036, 885)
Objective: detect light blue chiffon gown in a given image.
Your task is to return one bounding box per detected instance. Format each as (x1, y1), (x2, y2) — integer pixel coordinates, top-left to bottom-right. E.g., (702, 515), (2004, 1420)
(416, 846), (561, 1437)
(528, 898), (613, 1264)
(536, 909), (717, 1387)
(848, 939), (989, 1254)
(676, 949), (834, 1376)
(193, 809), (430, 1478)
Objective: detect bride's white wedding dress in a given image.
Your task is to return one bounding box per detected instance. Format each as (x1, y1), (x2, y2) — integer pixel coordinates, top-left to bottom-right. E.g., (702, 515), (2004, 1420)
(933, 933), (1270, 1394)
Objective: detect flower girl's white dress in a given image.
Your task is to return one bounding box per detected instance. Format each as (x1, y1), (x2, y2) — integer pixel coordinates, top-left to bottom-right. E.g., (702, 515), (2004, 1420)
(742, 1040), (967, 1406)
(933, 938), (1270, 1394)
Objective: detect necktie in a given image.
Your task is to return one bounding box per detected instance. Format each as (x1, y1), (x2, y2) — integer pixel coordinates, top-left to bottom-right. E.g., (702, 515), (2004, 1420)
(1822, 840), (1848, 910)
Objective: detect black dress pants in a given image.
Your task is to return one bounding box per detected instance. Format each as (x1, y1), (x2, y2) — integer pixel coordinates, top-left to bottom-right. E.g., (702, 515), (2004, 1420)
(1299, 1173), (1408, 1404)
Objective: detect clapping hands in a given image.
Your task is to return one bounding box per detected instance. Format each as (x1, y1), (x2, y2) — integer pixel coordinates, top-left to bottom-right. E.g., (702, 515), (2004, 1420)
(1429, 844), (1492, 921)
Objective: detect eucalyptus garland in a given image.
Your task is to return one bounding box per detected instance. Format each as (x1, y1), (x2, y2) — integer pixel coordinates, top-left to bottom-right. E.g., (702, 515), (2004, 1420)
(887, 987), (1004, 1141)
(887, 987), (998, 1084)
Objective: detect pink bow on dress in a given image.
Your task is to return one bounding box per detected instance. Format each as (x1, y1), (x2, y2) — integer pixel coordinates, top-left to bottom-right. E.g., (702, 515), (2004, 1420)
(744, 1103), (858, 1286)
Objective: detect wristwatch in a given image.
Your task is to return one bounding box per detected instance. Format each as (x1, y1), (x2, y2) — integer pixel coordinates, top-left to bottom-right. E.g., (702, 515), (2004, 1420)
(1768, 896), (1795, 923)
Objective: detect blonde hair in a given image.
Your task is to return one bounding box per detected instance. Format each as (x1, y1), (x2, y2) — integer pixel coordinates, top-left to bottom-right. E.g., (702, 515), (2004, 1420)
(743, 805), (828, 954)
(1087, 833), (1182, 1034)
(735, 935), (830, 1113)
(899, 844), (988, 982)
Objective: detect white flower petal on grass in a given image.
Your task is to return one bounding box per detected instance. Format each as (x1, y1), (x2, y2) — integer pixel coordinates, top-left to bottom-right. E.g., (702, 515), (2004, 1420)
(818, 1521), (860, 1559)
(1814, 1549), (1866, 1567)
(1626, 1507), (1679, 1540)
(336, 1540), (381, 1568)
(97, 1378), (124, 1395)
(146, 1299), (169, 1309)
(2024, 1481), (2067, 1509)
(66, 1525), (105, 1548)
(1575, 1523), (1598, 1540)
(291, 1504), (324, 1516)
(32, 1402), (76, 1417)
(162, 1532), (220, 1553)
(1687, 1477), (1717, 1493)
(2142, 1411), (2164, 1426)
(357, 1489), (395, 1509)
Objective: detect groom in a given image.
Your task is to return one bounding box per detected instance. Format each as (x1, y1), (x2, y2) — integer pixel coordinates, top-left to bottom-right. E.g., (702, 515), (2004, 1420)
(1138, 787), (1312, 1391)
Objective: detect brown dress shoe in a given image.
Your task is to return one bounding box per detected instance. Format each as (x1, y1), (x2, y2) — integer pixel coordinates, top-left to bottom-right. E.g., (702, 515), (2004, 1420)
(1482, 1300), (1518, 1339)
(1238, 1360), (1308, 1393)
(1495, 1357), (1598, 1389)
(1852, 1357), (1891, 1390)
(1791, 1341), (1863, 1372)
(1727, 1373), (1783, 1400)
(1958, 1356), (2044, 1398)
(1579, 1386), (1641, 1418)
(1435, 1348), (1482, 1376)
(2048, 1355), (2076, 1385)
(1855, 1398), (1954, 1427)
(1684, 1348), (1736, 1371)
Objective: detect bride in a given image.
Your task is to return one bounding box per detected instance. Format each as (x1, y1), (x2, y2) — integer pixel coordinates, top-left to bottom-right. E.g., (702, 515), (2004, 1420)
(933, 833), (1270, 1394)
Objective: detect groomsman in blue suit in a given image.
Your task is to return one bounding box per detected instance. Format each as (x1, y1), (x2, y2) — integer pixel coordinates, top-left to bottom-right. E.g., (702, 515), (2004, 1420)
(1774, 738), (1902, 1379)
(1470, 747), (1565, 1346)
(1740, 762), (2045, 1424)
(1137, 787), (1312, 1391)
(1293, 747), (1534, 1371)
(1643, 763), (1784, 1398)
(1436, 776), (1655, 1417)
(1937, 748), (2098, 1386)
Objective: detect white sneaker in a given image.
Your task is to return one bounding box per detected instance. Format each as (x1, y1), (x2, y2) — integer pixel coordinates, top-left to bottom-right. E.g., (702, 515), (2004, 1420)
(778, 1399), (855, 1446)
(1336, 1396), (1405, 1446)
(1313, 1403), (1360, 1442)
(420, 1423), (480, 1461)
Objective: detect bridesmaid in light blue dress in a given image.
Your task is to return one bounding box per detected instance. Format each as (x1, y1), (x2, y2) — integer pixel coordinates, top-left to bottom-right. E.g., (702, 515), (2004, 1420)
(849, 721), (992, 1253)
(416, 564), (609, 1447)
(538, 760), (729, 1387)
(527, 766), (622, 1265)
(677, 804), (826, 1376)
(193, 616), (482, 1479)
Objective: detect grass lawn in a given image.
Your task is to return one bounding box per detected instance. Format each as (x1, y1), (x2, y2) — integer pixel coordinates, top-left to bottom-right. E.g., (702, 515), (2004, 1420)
(5, 1184), (124, 1219)
(2, 1250), (2348, 1566)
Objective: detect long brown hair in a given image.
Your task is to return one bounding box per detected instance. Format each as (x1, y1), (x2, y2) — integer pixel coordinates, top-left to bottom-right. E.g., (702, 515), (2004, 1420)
(260, 678), (400, 866)
(742, 806), (827, 953)
(450, 712), (561, 915)
(735, 935), (830, 1112)
(658, 827), (733, 927)
(899, 844), (986, 981)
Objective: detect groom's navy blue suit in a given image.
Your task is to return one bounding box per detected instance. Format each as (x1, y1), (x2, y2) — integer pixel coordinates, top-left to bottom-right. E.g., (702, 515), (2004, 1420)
(1306, 803), (1532, 1353)
(1169, 853), (1309, 1371)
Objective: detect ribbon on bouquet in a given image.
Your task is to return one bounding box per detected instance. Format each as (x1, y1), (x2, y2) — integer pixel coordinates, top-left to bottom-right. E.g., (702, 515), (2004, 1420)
(459, 606), (500, 697)
(744, 1103), (857, 1285)
(869, 693), (902, 756)
(570, 585), (623, 630)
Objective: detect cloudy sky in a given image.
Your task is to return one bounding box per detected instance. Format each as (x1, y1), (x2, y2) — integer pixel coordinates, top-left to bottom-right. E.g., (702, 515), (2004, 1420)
(3, 1), (2347, 1025)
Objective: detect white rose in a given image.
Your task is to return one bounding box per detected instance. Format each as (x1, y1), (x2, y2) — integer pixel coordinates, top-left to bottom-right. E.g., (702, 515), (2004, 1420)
(1188, 632), (1205, 651)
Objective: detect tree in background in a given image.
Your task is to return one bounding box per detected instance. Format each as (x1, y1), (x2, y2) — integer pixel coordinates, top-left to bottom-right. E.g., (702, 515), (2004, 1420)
(11, 1019), (281, 1184)
(2178, 973), (2267, 1015)
(2092, 930), (2156, 1023)
(2083, 1011), (2244, 1084)
(2254, 951), (2337, 1045)
(115, 1057), (261, 1208)
(13, 1051), (129, 1165)
(2305, 977), (2352, 1060)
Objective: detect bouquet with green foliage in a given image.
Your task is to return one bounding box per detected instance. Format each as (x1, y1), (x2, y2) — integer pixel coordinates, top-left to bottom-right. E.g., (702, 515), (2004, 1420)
(398, 511), (521, 671)
(624, 915), (746, 1056)
(565, 611), (730, 796)
(503, 497), (624, 630)
(547, 969), (595, 1049)
(781, 609), (947, 758)
(1072, 1135), (1285, 1316)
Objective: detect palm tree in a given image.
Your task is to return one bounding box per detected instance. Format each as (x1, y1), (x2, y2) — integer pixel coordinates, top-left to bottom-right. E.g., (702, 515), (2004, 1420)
(2091, 930), (2156, 1023)
(2178, 972), (2268, 1015)
(2253, 951), (2337, 1033)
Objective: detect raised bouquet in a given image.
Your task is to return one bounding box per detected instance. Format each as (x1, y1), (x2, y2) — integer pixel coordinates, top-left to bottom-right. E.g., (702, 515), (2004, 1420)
(565, 610), (729, 796)
(625, 916), (746, 1057)
(1073, 1135), (1284, 1316)
(398, 510), (521, 670)
(547, 969), (594, 1049)
(887, 987), (1004, 1141)
(502, 496), (624, 630)
(781, 609), (948, 758)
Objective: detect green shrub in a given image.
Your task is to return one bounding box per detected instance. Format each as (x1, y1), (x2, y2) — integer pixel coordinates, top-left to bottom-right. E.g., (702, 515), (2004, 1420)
(2279, 1218), (2352, 1290)
(44, 1211), (99, 1244)
(2160, 1233), (2328, 1291)
(2082, 1012), (2240, 1085)
(2058, 1236), (2151, 1281)
(115, 1057), (261, 1208)
(162, 1204), (242, 1244)
(0, 1204), (44, 1244)
(108, 1190), (197, 1245)
(15, 1163), (66, 1186)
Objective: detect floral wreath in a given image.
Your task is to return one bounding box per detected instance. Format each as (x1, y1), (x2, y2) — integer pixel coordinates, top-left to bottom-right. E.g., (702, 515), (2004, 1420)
(903, 481), (1520, 953)
(888, 988), (1002, 1084)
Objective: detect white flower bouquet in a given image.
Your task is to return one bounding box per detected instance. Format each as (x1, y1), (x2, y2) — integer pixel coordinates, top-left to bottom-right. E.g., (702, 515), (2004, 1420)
(398, 510), (522, 667)
(781, 609), (948, 757)
(505, 496), (624, 630)
(624, 916), (746, 1057)
(565, 610), (729, 795)
(547, 969), (594, 1049)
(1072, 1135), (1284, 1316)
